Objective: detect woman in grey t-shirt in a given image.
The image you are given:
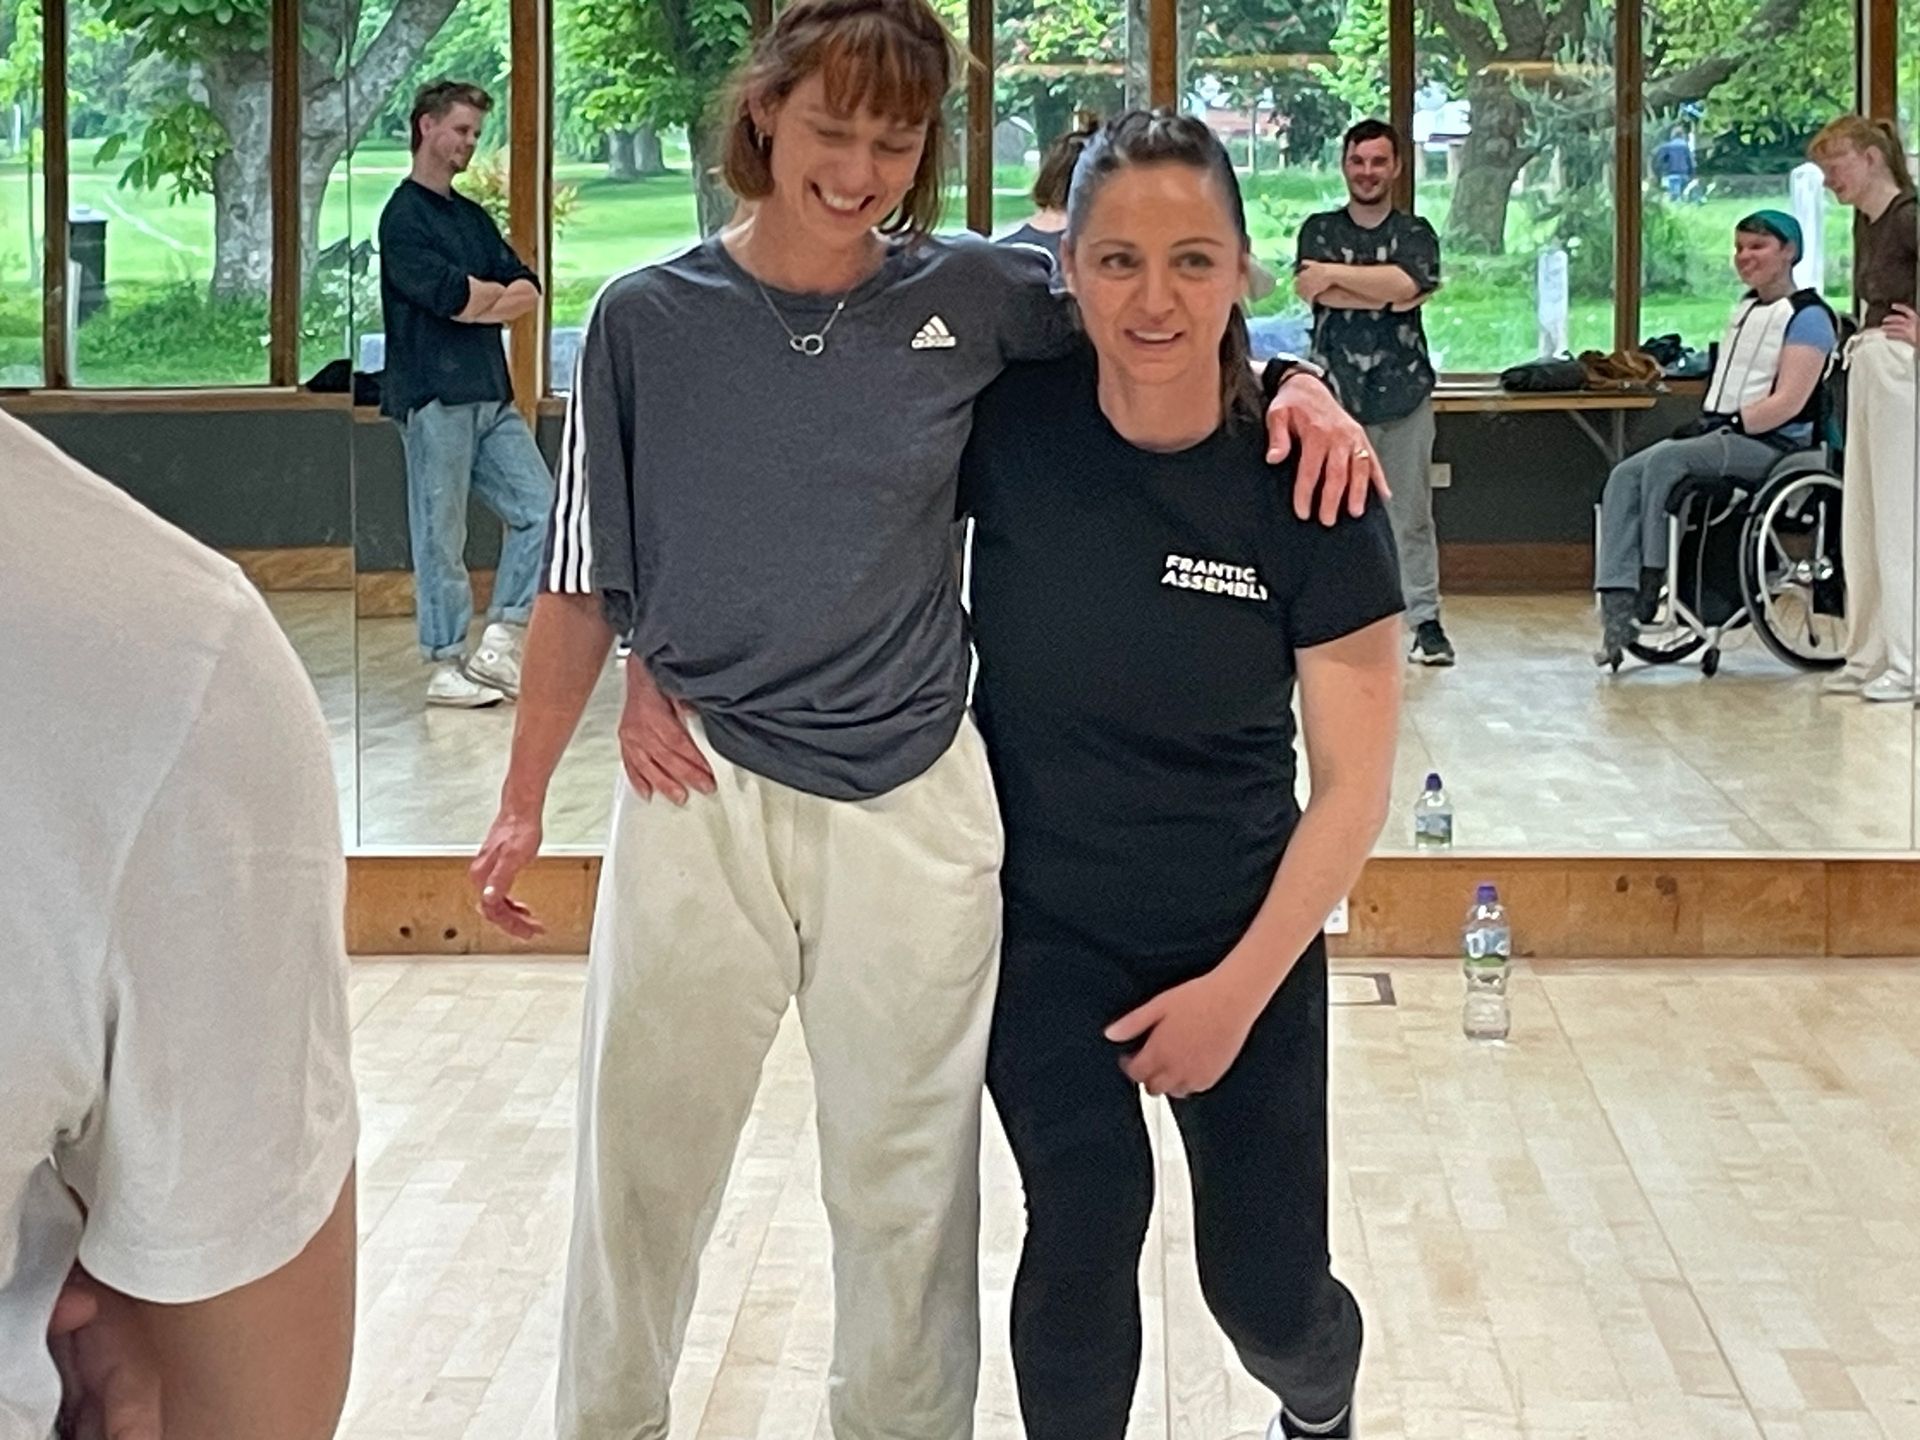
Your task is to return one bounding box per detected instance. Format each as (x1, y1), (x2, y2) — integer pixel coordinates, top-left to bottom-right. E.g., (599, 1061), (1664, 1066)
(468, 2), (1378, 1434)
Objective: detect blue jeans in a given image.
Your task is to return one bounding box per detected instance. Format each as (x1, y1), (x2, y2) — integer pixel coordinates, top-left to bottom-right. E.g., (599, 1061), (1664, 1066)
(1594, 429), (1781, 591)
(402, 399), (554, 661)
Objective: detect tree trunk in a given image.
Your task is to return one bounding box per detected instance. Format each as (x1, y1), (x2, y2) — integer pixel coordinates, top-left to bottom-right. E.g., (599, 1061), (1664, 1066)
(204, 53), (272, 300)
(688, 114), (733, 235)
(635, 124), (666, 175)
(1030, 91), (1070, 156)
(192, 0), (461, 301)
(1445, 70), (1532, 254)
(608, 128), (640, 180)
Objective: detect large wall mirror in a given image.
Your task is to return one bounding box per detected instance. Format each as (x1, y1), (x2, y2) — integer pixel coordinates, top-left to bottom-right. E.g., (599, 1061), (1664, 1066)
(2, 0), (1914, 859)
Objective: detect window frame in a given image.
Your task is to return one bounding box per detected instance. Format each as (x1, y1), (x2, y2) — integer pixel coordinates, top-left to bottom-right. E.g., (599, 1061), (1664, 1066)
(0, 0), (1901, 404)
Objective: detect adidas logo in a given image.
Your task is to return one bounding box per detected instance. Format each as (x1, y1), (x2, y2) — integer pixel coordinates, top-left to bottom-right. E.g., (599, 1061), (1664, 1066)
(911, 315), (958, 350)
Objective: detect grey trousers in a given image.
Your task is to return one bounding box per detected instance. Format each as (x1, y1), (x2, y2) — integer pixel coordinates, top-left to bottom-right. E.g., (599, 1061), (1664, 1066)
(1594, 429), (1781, 591)
(1367, 400), (1440, 627)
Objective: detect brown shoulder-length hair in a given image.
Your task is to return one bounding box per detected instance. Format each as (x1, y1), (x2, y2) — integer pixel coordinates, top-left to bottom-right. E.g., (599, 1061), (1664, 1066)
(721, 0), (958, 238)
(1031, 110), (1101, 211)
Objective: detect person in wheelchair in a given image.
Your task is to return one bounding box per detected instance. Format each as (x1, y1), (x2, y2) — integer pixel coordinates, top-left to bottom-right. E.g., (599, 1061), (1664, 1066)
(1593, 210), (1838, 666)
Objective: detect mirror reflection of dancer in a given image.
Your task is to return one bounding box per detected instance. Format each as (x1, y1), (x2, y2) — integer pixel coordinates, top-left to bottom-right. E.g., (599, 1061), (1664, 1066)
(378, 81), (553, 709)
(1811, 116), (1918, 704)
(965, 112), (1402, 1440)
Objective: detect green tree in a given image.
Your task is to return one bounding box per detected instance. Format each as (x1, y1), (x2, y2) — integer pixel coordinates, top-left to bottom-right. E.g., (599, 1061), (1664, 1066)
(1420, 0), (1825, 253)
(637, 0), (750, 232)
(1187, 0), (1355, 165)
(993, 0), (1126, 161)
(555, 0), (675, 178)
(89, 0), (467, 299)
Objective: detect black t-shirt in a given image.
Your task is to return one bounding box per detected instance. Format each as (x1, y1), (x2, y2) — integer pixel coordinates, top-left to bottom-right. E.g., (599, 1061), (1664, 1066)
(377, 179), (540, 419)
(996, 223), (1065, 270)
(1296, 207), (1440, 424)
(961, 346), (1404, 964)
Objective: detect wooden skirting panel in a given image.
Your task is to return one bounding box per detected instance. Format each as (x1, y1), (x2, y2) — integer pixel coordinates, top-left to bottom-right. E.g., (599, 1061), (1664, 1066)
(358, 568), (497, 618)
(346, 853), (1920, 959)
(1440, 542), (1592, 594)
(226, 545), (355, 592)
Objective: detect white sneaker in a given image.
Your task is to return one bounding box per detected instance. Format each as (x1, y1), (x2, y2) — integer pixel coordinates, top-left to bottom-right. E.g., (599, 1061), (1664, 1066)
(427, 660), (506, 708)
(1861, 674), (1918, 704)
(465, 621), (525, 699)
(1822, 668), (1876, 696)
(1267, 1406), (1352, 1438)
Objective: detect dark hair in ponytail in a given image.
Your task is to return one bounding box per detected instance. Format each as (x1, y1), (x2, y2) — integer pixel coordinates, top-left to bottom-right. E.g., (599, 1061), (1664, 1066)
(1064, 109), (1263, 426)
(1031, 110), (1101, 211)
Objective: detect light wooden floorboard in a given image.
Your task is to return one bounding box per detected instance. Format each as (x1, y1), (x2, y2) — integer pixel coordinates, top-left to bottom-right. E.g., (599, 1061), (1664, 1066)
(269, 594), (1920, 854)
(335, 957), (1920, 1439)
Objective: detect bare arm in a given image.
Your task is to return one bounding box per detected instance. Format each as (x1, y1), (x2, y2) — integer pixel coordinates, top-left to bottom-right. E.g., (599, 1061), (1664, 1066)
(1315, 283), (1433, 313)
(133, 1173), (356, 1440)
(501, 591), (617, 812)
(1211, 615), (1402, 1002)
(1106, 615), (1403, 1097)
(454, 276), (510, 323)
(471, 591), (623, 937)
(1307, 263), (1423, 307)
(474, 278), (540, 325)
(1739, 343), (1828, 435)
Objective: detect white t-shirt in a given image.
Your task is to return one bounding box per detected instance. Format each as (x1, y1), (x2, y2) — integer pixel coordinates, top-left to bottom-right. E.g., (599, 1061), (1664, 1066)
(0, 412), (358, 1440)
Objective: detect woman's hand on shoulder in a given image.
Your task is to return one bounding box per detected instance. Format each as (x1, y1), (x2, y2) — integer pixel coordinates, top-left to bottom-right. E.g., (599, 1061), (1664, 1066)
(1265, 374), (1390, 525)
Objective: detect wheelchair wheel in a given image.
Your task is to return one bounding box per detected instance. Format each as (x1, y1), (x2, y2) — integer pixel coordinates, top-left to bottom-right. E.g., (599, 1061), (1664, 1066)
(1740, 471), (1846, 671)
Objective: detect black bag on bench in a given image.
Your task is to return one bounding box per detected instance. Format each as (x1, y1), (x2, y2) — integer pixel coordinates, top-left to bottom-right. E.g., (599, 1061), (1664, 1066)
(1498, 355), (1589, 392)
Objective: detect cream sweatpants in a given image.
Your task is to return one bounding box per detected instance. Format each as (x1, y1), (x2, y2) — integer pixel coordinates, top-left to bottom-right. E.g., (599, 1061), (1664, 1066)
(557, 715), (1005, 1440)
(1839, 329), (1919, 687)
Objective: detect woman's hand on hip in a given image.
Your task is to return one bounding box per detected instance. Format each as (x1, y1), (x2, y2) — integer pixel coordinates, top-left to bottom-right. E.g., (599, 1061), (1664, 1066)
(1265, 373), (1391, 525)
(1104, 970), (1265, 1099)
(49, 1266), (162, 1440)
(1883, 304), (1918, 348)
(472, 807), (546, 939)
(619, 658), (715, 805)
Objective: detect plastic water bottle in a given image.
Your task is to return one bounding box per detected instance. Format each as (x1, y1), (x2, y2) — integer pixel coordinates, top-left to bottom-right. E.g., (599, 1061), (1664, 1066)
(1414, 772), (1454, 849)
(1462, 883), (1512, 1042)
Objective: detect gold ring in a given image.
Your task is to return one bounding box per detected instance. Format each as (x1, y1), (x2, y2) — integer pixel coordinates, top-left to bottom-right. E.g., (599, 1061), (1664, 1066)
(1354, 448), (1371, 460)
(482, 885), (499, 898)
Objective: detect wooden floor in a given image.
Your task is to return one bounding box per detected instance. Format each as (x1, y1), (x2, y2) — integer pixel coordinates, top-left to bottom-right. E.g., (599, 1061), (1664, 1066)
(274, 594), (1920, 855)
(338, 958), (1920, 1440)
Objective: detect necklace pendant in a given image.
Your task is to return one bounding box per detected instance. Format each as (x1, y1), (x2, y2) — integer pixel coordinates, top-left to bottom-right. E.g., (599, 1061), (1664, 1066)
(792, 333), (826, 357)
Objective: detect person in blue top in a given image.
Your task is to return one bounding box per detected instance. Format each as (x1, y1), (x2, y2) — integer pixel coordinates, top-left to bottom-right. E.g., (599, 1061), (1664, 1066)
(1593, 209), (1837, 665)
(1653, 127), (1696, 202)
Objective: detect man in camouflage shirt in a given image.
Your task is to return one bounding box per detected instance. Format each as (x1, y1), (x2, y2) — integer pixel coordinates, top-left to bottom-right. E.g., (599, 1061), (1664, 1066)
(1296, 120), (1453, 665)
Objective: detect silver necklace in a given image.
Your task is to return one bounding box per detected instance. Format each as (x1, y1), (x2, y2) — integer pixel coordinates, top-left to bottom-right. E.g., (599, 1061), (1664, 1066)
(753, 279), (851, 357)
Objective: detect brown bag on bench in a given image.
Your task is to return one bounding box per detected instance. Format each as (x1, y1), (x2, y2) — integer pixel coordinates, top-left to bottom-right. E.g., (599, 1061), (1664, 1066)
(1577, 348), (1664, 390)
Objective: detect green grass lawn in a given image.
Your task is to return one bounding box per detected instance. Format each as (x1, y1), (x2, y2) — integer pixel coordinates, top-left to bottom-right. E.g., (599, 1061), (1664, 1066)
(0, 135), (1861, 386)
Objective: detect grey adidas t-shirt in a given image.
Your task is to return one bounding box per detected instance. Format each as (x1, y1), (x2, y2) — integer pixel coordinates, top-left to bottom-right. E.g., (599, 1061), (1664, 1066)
(544, 232), (1076, 801)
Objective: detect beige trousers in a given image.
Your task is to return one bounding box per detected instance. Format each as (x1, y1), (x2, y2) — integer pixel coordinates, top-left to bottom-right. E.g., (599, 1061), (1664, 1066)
(1839, 330), (1919, 686)
(557, 716), (1004, 1440)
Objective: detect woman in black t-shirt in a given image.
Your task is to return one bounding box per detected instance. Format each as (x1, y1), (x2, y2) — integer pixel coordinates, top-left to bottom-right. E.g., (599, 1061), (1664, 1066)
(961, 112), (1405, 1440)
(994, 113), (1100, 266)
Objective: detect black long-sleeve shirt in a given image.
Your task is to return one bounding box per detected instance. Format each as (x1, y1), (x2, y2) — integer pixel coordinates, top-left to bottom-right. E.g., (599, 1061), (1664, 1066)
(376, 178), (539, 419)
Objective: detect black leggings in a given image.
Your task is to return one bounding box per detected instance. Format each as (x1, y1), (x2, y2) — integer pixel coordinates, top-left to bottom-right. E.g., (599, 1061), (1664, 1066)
(986, 918), (1363, 1440)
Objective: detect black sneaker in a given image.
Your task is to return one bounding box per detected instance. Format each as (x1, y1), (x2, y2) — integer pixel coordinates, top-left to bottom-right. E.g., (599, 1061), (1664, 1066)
(1270, 1404), (1353, 1438)
(1409, 619), (1455, 667)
